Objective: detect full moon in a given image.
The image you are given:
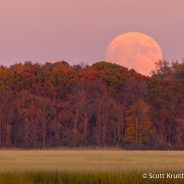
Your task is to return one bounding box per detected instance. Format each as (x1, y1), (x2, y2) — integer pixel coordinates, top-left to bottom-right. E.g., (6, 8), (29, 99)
(105, 32), (163, 76)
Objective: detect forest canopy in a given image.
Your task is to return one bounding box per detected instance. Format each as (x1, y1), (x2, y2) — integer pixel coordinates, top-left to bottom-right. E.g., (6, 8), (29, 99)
(0, 60), (184, 149)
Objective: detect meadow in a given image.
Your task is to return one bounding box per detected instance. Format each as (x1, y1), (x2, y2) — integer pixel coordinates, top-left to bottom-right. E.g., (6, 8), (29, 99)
(0, 150), (184, 184)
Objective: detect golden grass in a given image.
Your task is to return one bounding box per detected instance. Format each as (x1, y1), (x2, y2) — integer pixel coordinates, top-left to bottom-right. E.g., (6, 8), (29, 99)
(0, 150), (183, 173)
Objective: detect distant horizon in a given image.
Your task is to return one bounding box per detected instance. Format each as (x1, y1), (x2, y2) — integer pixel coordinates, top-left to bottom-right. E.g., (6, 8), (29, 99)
(0, 57), (183, 68)
(0, 46), (184, 67)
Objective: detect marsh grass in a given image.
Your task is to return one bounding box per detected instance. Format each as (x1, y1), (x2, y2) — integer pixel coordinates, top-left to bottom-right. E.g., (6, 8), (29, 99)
(0, 150), (184, 183)
(0, 172), (183, 184)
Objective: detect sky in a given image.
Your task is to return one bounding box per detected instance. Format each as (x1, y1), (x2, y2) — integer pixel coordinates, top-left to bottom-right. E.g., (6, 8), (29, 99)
(0, 0), (184, 66)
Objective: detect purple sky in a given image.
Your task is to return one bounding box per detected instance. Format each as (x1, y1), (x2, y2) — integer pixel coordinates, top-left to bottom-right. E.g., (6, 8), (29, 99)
(0, 0), (184, 66)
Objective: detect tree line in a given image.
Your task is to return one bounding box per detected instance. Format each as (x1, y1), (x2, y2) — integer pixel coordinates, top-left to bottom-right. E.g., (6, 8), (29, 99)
(0, 60), (184, 149)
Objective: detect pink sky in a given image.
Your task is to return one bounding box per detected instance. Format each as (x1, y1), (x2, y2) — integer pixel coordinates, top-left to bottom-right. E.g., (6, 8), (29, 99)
(0, 0), (184, 66)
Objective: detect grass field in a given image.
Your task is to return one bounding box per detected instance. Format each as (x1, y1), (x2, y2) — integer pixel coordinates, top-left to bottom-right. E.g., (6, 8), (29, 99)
(0, 150), (184, 184)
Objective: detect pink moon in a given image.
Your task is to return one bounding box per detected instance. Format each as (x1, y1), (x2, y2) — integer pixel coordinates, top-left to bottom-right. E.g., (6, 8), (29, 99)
(105, 32), (163, 76)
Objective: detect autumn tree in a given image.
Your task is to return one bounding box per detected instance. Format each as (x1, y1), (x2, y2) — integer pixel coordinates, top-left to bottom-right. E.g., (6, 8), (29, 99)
(124, 99), (153, 147)
(0, 60), (183, 149)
